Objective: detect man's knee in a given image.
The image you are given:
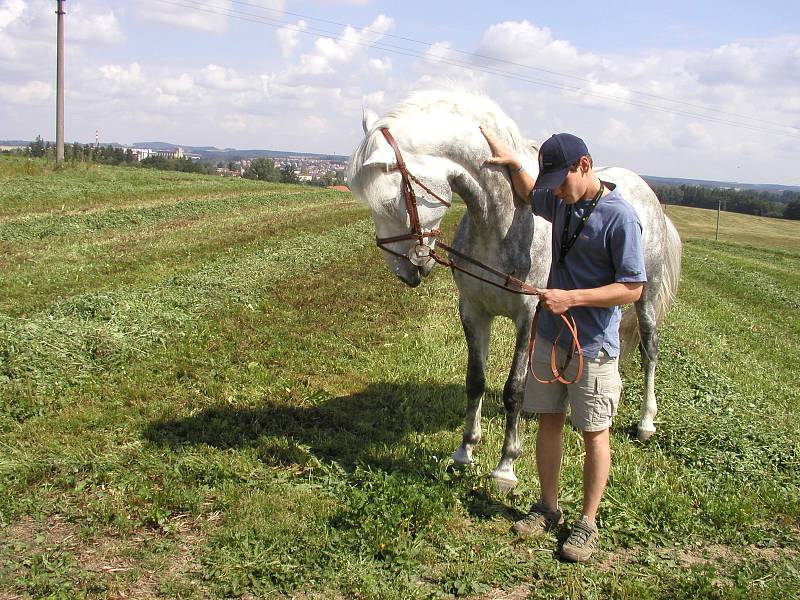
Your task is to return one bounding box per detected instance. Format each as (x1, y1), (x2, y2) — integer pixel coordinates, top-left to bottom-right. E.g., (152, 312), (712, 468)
(582, 428), (610, 452)
(538, 412), (567, 430)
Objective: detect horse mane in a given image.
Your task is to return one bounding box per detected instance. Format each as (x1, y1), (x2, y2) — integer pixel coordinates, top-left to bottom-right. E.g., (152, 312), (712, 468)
(348, 90), (532, 214)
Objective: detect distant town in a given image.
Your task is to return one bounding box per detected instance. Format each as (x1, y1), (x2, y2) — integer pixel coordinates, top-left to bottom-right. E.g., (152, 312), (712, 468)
(0, 139), (350, 184)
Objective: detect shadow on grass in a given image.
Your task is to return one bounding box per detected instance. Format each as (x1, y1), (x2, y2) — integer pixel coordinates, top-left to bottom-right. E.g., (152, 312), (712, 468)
(144, 381), (505, 477)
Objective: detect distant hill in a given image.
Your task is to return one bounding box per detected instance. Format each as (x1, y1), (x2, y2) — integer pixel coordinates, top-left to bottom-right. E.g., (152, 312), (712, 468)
(642, 175), (800, 195)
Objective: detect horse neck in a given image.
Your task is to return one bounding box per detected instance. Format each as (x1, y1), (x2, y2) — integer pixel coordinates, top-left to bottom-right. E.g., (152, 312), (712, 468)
(434, 132), (523, 237)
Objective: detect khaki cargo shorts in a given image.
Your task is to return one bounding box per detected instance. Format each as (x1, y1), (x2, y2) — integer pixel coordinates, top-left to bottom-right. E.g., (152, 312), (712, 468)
(523, 338), (623, 432)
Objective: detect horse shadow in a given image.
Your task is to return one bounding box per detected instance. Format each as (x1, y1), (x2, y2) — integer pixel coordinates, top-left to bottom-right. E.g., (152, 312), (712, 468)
(142, 381), (520, 519)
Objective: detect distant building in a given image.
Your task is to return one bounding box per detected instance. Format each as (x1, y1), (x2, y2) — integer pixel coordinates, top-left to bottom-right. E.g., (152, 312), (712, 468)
(129, 147), (185, 161)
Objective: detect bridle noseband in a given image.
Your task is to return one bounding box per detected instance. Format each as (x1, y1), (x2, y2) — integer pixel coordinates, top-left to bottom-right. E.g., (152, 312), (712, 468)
(372, 126), (584, 385)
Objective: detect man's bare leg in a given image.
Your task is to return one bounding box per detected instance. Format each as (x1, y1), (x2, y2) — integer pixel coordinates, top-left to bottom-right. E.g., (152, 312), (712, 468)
(581, 428), (611, 522)
(536, 412), (567, 510)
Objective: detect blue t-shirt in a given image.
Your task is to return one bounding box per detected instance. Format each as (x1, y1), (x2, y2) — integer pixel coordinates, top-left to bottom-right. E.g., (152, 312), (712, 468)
(530, 184), (647, 358)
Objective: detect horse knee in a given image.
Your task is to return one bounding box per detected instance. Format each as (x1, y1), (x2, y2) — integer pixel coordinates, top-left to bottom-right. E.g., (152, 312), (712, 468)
(466, 370), (486, 399)
(501, 378), (524, 412)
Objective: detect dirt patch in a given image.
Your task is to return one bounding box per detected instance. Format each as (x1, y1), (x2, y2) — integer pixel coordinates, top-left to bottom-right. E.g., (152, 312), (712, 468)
(596, 546), (638, 571)
(480, 583), (533, 599)
(0, 511), (217, 598)
(595, 541), (800, 573)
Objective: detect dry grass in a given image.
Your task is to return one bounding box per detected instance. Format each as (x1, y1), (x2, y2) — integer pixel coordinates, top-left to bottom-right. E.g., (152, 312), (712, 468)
(664, 204), (800, 251)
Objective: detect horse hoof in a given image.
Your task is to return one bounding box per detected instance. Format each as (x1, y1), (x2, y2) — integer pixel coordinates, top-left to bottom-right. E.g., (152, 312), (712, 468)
(493, 477), (518, 495)
(491, 468), (518, 494)
(637, 427), (655, 443)
(451, 447), (473, 466)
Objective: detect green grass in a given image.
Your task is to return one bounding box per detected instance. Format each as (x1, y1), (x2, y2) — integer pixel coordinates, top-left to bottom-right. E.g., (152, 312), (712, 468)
(1, 156), (799, 598)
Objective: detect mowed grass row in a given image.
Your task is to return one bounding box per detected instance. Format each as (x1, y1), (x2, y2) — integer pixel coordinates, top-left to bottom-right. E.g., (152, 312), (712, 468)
(0, 156), (270, 219)
(1, 159), (799, 598)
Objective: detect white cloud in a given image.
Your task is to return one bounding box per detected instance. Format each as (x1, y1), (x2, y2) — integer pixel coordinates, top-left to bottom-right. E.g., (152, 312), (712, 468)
(291, 14), (394, 77)
(160, 73), (196, 95)
(367, 57), (391, 74)
(69, 3), (124, 45)
(0, 0), (25, 30)
(475, 20), (603, 75)
(134, 0), (285, 33)
(98, 62), (146, 90)
(302, 115), (328, 131)
(276, 19), (306, 58)
(0, 79), (51, 104)
(197, 64), (256, 92)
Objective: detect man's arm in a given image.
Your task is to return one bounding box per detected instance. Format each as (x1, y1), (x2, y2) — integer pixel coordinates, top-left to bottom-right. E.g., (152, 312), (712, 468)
(479, 126), (535, 202)
(535, 282), (644, 315)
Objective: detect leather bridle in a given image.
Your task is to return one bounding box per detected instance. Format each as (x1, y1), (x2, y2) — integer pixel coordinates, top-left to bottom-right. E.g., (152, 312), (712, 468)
(373, 127), (584, 385)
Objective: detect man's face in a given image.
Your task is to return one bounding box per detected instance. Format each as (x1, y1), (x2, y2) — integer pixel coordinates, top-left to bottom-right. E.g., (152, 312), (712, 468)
(552, 167), (584, 204)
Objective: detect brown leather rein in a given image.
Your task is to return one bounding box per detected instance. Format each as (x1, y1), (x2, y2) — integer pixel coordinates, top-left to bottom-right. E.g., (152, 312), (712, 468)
(374, 127), (584, 385)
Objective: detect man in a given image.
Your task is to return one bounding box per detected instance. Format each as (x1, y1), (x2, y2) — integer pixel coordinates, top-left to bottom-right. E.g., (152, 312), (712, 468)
(480, 127), (647, 562)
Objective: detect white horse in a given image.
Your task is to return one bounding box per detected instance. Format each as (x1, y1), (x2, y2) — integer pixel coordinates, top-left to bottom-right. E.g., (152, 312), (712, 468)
(347, 91), (681, 490)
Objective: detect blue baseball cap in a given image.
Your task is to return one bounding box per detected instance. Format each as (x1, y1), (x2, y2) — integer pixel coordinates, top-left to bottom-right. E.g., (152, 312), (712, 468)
(533, 133), (590, 190)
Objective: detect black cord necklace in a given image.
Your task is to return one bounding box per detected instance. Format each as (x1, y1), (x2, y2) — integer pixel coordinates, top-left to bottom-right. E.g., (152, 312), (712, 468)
(558, 181), (605, 266)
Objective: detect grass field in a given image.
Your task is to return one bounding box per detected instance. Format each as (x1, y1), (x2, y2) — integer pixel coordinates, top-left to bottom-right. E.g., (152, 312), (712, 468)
(1, 156), (798, 599)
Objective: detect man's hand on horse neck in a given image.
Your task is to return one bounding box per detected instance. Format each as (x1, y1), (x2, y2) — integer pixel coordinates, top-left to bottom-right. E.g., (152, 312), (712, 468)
(479, 126), (535, 202)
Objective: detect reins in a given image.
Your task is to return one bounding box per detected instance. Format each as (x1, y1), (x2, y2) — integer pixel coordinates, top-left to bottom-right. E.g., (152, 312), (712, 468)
(374, 127), (584, 385)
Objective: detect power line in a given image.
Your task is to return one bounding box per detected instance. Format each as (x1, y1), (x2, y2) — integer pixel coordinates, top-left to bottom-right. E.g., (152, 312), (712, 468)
(225, 0), (793, 132)
(149, 0), (800, 140)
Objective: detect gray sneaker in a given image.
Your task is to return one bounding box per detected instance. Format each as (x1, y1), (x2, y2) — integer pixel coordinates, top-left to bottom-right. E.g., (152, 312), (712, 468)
(560, 516), (599, 562)
(511, 501), (564, 538)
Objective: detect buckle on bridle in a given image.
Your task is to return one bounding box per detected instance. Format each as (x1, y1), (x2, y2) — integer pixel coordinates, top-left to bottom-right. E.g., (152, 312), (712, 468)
(408, 242), (433, 266)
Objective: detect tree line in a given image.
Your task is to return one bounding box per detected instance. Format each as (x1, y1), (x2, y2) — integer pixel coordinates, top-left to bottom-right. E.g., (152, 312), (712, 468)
(651, 183), (800, 220)
(17, 136), (215, 174)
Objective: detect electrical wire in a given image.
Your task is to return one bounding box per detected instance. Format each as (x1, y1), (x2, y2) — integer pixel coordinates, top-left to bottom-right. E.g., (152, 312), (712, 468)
(148, 0), (800, 139)
(224, 0), (793, 132)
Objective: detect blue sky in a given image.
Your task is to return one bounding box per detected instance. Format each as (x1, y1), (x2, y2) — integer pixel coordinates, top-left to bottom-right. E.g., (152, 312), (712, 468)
(1, 0), (799, 184)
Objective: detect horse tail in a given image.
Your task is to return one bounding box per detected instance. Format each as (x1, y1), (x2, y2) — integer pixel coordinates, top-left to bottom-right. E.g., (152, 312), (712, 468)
(620, 215), (682, 358)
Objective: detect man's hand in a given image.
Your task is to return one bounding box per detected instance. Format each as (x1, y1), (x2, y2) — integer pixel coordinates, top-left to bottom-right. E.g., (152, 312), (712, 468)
(534, 288), (574, 315)
(480, 125), (521, 169)
(480, 125), (535, 201)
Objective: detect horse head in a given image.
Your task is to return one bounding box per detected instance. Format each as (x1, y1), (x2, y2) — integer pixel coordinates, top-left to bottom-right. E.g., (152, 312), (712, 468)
(348, 107), (454, 288)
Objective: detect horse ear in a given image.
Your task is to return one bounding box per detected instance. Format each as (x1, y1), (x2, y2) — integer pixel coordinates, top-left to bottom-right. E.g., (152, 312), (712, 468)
(362, 136), (395, 168)
(362, 107), (379, 134)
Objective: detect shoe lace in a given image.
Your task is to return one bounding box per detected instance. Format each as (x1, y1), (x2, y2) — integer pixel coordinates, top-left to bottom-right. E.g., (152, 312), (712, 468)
(569, 521), (595, 547)
(524, 503), (553, 522)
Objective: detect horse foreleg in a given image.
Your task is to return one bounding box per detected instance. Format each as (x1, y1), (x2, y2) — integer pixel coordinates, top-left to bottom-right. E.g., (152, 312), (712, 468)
(490, 315), (532, 491)
(635, 298), (659, 442)
(452, 301), (491, 466)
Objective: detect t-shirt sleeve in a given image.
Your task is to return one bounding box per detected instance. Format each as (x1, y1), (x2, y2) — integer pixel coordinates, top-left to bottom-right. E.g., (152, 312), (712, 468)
(530, 189), (557, 220)
(610, 219), (647, 283)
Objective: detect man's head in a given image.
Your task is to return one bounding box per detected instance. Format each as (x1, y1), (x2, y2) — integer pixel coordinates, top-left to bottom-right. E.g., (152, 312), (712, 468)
(534, 133), (595, 202)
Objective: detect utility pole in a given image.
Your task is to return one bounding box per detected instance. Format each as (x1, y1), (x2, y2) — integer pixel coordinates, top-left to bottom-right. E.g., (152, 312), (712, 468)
(715, 197), (721, 241)
(55, 0), (66, 163)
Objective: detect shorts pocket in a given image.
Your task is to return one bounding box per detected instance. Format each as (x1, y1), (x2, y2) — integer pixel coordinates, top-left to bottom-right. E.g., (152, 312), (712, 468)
(593, 376), (622, 419)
